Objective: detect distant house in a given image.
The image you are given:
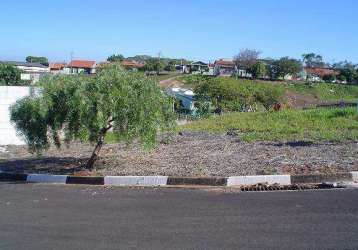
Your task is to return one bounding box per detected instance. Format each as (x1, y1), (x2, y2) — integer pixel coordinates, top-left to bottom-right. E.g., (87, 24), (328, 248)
(1, 61), (50, 83)
(302, 67), (339, 82)
(183, 61), (210, 75)
(214, 59), (237, 77)
(63, 60), (96, 74)
(166, 87), (196, 112)
(49, 63), (66, 74)
(120, 59), (145, 71)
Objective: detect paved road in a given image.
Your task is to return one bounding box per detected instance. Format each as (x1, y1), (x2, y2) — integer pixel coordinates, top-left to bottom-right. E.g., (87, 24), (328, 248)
(1, 183), (358, 250)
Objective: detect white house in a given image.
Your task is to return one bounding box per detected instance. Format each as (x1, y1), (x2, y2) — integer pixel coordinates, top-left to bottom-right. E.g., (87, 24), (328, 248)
(1, 61), (50, 83)
(166, 87), (196, 111)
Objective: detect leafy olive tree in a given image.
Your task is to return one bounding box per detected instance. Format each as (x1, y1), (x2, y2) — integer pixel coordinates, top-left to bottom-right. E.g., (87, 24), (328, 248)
(10, 64), (175, 169)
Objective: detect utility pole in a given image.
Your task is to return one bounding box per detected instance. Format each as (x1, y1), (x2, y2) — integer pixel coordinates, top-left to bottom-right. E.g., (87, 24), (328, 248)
(157, 51), (161, 75)
(70, 51), (74, 74)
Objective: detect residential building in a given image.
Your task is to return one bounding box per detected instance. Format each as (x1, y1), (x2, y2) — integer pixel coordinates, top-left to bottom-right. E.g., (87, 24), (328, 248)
(120, 59), (145, 71)
(0, 61), (50, 83)
(63, 60), (96, 74)
(214, 59), (237, 77)
(166, 87), (196, 112)
(302, 67), (339, 82)
(49, 63), (66, 74)
(183, 61), (208, 74)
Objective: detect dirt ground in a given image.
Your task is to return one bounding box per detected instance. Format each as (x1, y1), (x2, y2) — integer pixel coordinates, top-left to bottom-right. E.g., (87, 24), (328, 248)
(0, 132), (357, 176)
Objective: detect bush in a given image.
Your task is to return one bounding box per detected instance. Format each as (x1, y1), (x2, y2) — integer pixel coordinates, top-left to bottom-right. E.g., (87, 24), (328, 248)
(194, 77), (284, 112)
(0, 63), (21, 85)
(322, 74), (336, 83)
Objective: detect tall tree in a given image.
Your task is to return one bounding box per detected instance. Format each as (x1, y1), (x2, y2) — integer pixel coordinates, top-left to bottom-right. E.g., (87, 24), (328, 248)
(143, 58), (165, 73)
(0, 63), (21, 85)
(107, 54), (125, 62)
(234, 49), (261, 73)
(26, 56), (49, 66)
(274, 57), (302, 79)
(250, 61), (267, 79)
(302, 53), (325, 68)
(333, 61), (358, 83)
(10, 64), (175, 169)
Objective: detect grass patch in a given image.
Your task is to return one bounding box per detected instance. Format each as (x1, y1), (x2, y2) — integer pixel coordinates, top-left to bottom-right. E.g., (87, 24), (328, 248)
(286, 82), (358, 101)
(180, 107), (358, 142)
(177, 75), (358, 102)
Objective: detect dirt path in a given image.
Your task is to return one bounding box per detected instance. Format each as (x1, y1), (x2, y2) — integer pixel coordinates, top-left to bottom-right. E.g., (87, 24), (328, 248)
(159, 76), (185, 88)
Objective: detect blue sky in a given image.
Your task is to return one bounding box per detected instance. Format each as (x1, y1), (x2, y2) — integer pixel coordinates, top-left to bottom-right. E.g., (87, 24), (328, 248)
(1, 0), (357, 63)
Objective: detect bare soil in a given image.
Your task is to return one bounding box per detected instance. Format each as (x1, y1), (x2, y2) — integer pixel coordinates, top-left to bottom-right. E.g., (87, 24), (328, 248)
(0, 132), (357, 176)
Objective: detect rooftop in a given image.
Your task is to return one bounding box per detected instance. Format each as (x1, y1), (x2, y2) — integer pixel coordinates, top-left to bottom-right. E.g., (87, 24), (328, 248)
(49, 63), (66, 70)
(67, 60), (96, 68)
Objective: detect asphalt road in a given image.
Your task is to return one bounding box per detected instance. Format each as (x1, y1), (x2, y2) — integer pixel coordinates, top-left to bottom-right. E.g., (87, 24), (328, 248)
(1, 183), (358, 250)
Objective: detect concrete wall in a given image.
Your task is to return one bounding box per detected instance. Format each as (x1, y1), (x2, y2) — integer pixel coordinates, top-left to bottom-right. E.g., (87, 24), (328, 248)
(0, 86), (32, 145)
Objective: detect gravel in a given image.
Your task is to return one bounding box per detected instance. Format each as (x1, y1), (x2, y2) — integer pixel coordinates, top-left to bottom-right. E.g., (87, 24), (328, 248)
(0, 132), (357, 176)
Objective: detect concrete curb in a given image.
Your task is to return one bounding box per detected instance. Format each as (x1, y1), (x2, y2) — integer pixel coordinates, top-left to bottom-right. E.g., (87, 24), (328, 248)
(0, 172), (357, 187)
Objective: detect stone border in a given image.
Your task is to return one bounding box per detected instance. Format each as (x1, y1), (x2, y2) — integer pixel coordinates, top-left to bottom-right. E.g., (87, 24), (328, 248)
(0, 172), (357, 187)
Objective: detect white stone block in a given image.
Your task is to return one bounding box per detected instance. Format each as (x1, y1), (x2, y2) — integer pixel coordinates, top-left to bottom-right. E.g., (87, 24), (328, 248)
(104, 176), (168, 186)
(26, 174), (68, 184)
(227, 175), (291, 186)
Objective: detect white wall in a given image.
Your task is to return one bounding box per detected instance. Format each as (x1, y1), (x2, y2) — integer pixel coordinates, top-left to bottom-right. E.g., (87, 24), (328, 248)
(0, 86), (32, 145)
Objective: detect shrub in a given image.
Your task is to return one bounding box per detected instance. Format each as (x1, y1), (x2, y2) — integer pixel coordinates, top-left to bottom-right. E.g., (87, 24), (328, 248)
(194, 77), (284, 112)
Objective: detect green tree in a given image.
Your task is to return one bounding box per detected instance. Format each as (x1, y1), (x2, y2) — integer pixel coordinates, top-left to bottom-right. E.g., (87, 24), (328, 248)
(0, 63), (21, 85)
(333, 62), (357, 84)
(322, 74), (336, 83)
(194, 77), (283, 112)
(143, 58), (165, 73)
(250, 61), (267, 79)
(274, 57), (302, 79)
(26, 56), (49, 66)
(164, 61), (176, 71)
(10, 64), (175, 169)
(107, 54), (125, 62)
(302, 53), (325, 68)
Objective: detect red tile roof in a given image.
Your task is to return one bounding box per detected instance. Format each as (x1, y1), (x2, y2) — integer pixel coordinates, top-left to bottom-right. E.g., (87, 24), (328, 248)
(304, 67), (339, 77)
(121, 59), (144, 68)
(68, 60), (96, 69)
(49, 63), (66, 70)
(214, 59), (235, 67)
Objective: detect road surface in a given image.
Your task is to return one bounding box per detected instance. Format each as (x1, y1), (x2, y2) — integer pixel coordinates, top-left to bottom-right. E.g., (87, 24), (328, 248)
(1, 183), (358, 250)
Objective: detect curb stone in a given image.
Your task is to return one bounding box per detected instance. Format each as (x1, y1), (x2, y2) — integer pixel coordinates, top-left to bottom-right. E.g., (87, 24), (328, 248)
(0, 172), (357, 187)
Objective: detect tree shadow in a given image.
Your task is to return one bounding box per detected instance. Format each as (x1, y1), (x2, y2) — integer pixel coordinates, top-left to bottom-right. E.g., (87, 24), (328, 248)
(0, 157), (88, 175)
(272, 141), (315, 147)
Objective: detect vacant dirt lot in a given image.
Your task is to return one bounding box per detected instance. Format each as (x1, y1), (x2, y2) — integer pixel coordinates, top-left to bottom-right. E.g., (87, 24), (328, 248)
(0, 132), (357, 176)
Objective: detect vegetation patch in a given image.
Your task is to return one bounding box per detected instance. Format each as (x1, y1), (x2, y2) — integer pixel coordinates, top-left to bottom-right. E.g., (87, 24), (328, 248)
(180, 107), (358, 142)
(285, 82), (358, 102)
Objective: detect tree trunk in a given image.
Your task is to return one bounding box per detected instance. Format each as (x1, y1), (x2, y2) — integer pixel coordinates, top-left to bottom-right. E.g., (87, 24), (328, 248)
(86, 136), (104, 170)
(85, 121), (113, 170)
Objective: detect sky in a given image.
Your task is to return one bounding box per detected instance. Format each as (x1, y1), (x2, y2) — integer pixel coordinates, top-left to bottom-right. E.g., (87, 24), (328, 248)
(1, 0), (357, 63)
